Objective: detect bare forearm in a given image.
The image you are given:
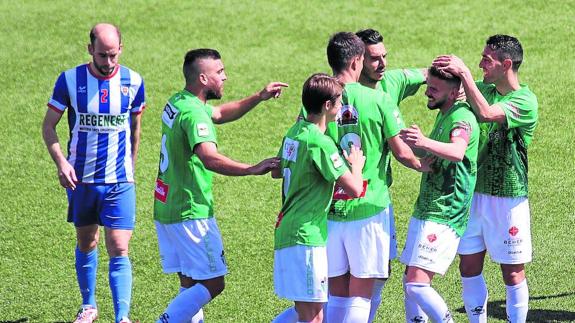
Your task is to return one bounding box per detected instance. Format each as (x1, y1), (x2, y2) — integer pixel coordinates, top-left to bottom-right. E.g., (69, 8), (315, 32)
(420, 138), (465, 162)
(460, 71), (494, 122)
(215, 92), (262, 124)
(42, 126), (67, 166)
(203, 153), (254, 176)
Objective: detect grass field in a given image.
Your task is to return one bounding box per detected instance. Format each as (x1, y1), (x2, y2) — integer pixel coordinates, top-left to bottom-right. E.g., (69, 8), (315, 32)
(1, 0), (574, 322)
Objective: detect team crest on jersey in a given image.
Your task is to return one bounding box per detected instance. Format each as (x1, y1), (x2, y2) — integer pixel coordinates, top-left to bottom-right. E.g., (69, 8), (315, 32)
(330, 152), (343, 168)
(197, 123), (209, 137)
(337, 104), (358, 126)
(121, 85), (129, 96)
(282, 138), (299, 162)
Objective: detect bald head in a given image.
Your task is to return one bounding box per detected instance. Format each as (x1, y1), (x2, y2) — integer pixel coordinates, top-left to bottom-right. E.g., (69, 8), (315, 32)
(90, 23), (122, 47)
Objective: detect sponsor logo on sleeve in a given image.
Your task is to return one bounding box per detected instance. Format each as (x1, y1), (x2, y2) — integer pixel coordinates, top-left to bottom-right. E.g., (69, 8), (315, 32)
(282, 138), (299, 162)
(197, 123), (209, 137)
(330, 152), (343, 168)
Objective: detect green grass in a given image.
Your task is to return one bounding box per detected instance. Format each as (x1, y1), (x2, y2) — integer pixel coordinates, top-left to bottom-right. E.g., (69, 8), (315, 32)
(1, 0), (574, 321)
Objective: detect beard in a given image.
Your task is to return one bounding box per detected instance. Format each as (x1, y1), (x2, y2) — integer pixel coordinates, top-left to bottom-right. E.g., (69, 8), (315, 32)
(93, 61), (114, 76)
(427, 97), (445, 110)
(206, 88), (222, 100)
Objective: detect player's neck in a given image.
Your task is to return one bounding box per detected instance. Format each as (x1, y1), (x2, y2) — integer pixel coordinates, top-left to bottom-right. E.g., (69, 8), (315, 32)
(184, 85), (206, 103)
(495, 72), (521, 95)
(439, 98), (457, 114)
(335, 70), (359, 84)
(305, 113), (327, 133)
(359, 74), (377, 89)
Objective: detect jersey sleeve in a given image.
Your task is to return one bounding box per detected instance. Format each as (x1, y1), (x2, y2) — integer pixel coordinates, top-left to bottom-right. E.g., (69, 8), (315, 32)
(498, 92), (538, 130)
(310, 136), (348, 182)
(131, 78), (146, 114)
(380, 96), (405, 139)
(181, 107), (218, 150)
(383, 69), (425, 105)
(47, 72), (69, 113)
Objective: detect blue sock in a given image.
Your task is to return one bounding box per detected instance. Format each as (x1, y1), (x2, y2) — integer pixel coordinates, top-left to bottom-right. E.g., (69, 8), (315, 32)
(75, 247), (98, 308)
(109, 256), (132, 322)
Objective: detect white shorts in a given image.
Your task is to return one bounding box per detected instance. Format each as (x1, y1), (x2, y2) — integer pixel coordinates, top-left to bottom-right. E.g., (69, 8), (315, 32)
(155, 218), (228, 280)
(458, 193), (532, 264)
(400, 217), (460, 275)
(274, 245), (328, 302)
(327, 206), (396, 279)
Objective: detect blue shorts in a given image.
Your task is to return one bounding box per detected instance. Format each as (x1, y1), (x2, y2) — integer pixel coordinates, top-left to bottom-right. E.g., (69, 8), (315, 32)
(67, 183), (136, 230)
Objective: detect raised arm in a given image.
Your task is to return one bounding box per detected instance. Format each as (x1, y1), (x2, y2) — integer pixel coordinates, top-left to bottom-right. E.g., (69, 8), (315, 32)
(194, 141), (279, 176)
(211, 82), (288, 124)
(42, 108), (77, 189)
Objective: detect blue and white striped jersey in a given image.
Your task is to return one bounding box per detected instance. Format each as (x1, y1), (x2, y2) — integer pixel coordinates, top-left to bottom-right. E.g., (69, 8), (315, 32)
(48, 64), (146, 184)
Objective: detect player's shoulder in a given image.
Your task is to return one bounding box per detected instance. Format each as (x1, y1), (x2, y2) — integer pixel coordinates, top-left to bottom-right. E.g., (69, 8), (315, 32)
(451, 101), (476, 119)
(118, 65), (144, 83)
(514, 84), (538, 104)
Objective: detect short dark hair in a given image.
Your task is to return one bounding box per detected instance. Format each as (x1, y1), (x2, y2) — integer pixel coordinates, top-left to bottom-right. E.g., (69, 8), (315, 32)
(183, 48), (221, 84)
(356, 28), (383, 45)
(89, 24), (121, 46)
(486, 34), (523, 71)
(428, 66), (461, 88)
(327, 32), (365, 73)
(302, 73), (344, 115)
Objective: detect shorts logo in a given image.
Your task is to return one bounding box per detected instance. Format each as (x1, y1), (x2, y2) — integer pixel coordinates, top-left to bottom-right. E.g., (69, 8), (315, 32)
(337, 104), (358, 126)
(330, 152), (343, 168)
(282, 138), (299, 162)
(509, 226), (519, 236)
(154, 178), (169, 203)
(197, 123), (209, 137)
(427, 234), (437, 243)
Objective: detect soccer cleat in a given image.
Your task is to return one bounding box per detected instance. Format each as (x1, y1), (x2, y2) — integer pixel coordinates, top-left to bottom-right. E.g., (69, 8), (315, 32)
(73, 305), (98, 323)
(118, 318), (132, 323)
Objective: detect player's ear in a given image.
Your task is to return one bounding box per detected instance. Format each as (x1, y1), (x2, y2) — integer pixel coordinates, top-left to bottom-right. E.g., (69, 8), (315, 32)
(503, 58), (513, 71)
(199, 73), (209, 86)
(88, 43), (94, 55)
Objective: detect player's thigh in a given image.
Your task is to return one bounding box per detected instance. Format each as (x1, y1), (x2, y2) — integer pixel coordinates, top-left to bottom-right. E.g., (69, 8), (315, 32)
(67, 184), (102, 227)
(483, 196), (532, 265)
(155, 221), (182, 274)
(326, 220), (349, 278)
(345, 208), (393, 278)
(100, 182), (136, 230)
(274, 245), (328, 303)
(400, 217), (459, 276)
(458, 193), (487, 256)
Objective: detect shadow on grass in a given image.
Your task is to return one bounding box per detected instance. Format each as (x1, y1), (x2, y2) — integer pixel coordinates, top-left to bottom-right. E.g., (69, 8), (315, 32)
(456, 292), (575, 322)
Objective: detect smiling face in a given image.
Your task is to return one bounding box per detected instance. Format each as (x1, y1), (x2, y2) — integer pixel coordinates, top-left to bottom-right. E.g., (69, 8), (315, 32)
(425, 75), (457, 110)
(479, 46), (506, 84)
(361, 42), (387, 83)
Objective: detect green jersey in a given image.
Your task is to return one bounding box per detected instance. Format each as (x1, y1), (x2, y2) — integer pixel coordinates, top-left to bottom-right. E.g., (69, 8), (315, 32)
(327, 83), (404, 222)
(275, 121), (348, 250)
(154, 90), (218, 224)
(379, 68), (426, 106)
(413, 101), (479, 236)
(474, 82), (538, 197)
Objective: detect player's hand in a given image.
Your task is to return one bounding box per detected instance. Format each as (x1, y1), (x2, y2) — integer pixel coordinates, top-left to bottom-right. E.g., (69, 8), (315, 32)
(432, 55), (470, 77)
(400, 125), (428, 149)
(249, 157), (281, 175)
(419, 155), (437, 173)
(342, 144), (365, 172)
(258, 82), (289, 100)
(57, 161), (78, 190)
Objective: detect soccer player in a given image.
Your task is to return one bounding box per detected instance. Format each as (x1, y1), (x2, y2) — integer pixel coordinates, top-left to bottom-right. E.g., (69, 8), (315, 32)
(399, 66), (479, 323)
(433, 35), (538, 323)
(271, 73), (366, 323)
(355, 28), (427, 322)
(42, 23), (144, 323)
(153, 48), (287, 323)
(321, 32), (423, 323)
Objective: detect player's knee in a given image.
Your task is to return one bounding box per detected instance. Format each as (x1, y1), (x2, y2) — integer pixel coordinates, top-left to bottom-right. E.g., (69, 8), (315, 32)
(202, 276), (225, 298)
(501, 264), (525, 285)
(77, 238), (98, 252)
(459, 256), (484, 277)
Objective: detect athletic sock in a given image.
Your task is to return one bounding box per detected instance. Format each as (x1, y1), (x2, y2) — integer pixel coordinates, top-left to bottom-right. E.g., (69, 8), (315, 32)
(179, 287), (205, 323)
(368, 279), (386, 322)
(344, 296), (371, 323)
(462, 274), (488, 323)
(326, 296), (347, 323)
(405, 282), (453, 323)
(157, 283), (212, 323)
(506, 279), (528, 323)
(109, 256), (132, 322)
(403, 275), (428, 323)
(75, 247), (98, 308)
(272, 306), (298, 323)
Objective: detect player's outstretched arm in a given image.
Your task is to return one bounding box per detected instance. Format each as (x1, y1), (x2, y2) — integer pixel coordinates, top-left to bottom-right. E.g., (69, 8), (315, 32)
(432, 55), (506, 123)
(336, 144), (366, 198)
(42, 108), (77, 189)
(211, 82), (289, 124)
(388, 135), (423, 171)
(400, 124), (468, 162)
(195, 141), (280, 176)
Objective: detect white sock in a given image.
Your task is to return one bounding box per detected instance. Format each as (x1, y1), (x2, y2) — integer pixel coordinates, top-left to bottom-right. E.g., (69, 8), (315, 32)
(178, 287), (204, 323)
(157, 283), (212, 323)
(327, 296), (347, 323)
(405, 282), (453, 323)
(344, 296), (370, 323)
(368, 279), (386, 322)
(403, 276), (428, 323)
(272, 306), (298, 323)
(506, 279), (528, 323)
(461, 274), (488, 323)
